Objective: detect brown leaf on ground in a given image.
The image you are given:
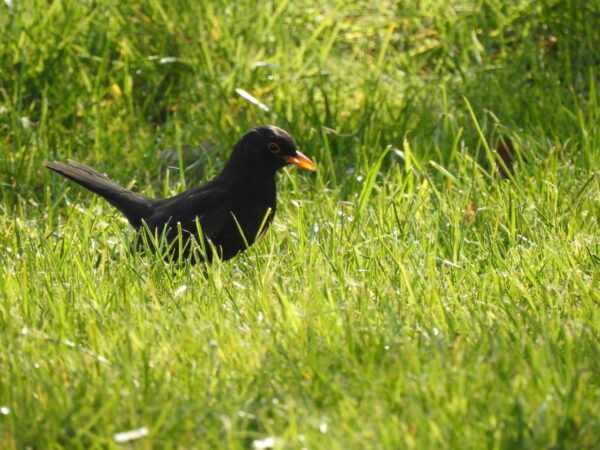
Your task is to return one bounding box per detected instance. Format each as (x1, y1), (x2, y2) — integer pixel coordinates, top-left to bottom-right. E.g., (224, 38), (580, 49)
(493, 135), (517, 179)
(464, 203), (476, 225)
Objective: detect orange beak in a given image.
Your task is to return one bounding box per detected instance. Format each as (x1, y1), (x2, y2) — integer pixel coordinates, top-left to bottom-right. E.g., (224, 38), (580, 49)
(284, 151), (316, 171)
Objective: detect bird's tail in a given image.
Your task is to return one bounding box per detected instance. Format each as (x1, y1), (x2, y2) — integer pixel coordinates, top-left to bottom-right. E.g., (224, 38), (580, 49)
(44, 159), (155, 228)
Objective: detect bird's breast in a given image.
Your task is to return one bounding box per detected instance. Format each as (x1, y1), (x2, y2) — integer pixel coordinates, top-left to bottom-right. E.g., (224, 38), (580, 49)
(229, 186), (276, 239)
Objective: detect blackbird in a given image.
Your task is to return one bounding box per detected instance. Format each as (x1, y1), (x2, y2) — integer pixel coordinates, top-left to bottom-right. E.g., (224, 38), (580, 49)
(44, 125), (316, 262)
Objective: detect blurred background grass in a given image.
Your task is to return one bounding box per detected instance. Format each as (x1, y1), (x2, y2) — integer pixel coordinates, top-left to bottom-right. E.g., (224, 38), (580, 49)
(2, 0), (597, 194)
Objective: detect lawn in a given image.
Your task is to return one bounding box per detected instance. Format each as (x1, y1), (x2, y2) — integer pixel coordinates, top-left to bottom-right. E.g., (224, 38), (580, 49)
(1, 0), (599, 448)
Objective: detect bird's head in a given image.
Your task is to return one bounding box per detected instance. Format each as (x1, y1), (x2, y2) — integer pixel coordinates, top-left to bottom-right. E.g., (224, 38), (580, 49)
(228, 125), (316, 174)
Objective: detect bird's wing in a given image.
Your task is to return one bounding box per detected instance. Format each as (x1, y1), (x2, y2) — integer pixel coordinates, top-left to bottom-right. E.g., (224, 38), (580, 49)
(144, 184), (231, 242)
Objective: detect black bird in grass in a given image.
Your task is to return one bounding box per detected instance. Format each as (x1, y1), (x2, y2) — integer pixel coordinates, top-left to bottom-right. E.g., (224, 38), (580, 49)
(44, 125), (316, 262)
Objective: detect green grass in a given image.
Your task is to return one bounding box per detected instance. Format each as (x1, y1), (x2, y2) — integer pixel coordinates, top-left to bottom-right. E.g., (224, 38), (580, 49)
(1, 0), (599, 448)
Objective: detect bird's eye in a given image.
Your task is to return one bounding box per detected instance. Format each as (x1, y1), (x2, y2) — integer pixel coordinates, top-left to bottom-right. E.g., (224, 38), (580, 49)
(268, 142), (280, 154)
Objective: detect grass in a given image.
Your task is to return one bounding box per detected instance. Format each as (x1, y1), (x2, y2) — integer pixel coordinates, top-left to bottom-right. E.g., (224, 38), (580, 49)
(1, 0), (599, 448)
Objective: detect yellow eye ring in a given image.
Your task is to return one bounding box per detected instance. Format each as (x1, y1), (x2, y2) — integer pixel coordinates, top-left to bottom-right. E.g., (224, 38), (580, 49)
(268, 142), (280, 154)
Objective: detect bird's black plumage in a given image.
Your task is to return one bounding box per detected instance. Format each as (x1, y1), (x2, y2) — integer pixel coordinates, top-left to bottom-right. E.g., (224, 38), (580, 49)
(44, 125), (315, 262)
